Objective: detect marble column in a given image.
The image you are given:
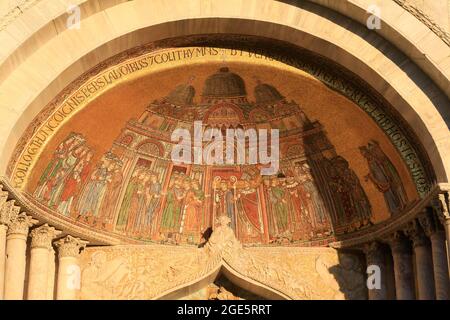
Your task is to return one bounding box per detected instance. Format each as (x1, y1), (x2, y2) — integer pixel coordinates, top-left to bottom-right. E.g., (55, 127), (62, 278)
(388, 231), (415, 300)
(28, 224), (60, 300)
(364, 241), (388, 300)
(55, 235), (87, 300)
(4, 213), (37, 300)
(0, 199), (20, 300)
(47, 247), (56, 300)
(419, 210), (450, 300)
(0, 223), (6, 300)
(404, 219), (435, 300)
(435, 193), (450, 274)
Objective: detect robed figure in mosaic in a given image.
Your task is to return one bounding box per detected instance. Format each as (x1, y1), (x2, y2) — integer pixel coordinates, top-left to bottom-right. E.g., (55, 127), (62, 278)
(180, 180), (205, 242)
(360, 140), (408, 215)
(327, 156), (372, 226)
(266, 177), (290, 238)
(235, 178), (265, 243)
(160, 174), (187, 234)
(213, 179), (237, 234)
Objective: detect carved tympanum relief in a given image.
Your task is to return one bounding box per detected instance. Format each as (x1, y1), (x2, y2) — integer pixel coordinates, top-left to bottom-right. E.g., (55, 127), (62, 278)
(80, 217), (366, 300)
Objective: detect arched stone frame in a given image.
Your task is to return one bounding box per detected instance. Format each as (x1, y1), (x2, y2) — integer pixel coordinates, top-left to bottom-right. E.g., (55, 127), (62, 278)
(0, 0), (448, 189)
(154, 263), (290, 300)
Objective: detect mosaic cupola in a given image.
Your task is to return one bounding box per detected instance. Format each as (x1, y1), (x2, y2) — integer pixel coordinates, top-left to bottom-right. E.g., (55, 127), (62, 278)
(165, 84), (196, 106)
(202, 67), (247, 98)
(254, 82), (284, 105)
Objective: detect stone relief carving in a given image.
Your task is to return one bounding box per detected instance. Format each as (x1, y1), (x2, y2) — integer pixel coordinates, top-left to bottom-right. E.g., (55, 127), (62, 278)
(80, 216), (366, 300)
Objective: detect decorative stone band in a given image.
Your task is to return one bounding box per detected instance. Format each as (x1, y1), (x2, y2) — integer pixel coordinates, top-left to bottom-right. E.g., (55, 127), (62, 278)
(30, 224), (61, 249)
(7, 212), (37, 236)
(1, 0), (449, 47)
(54, 235), (88, 258)
(392, 0), (450, 47)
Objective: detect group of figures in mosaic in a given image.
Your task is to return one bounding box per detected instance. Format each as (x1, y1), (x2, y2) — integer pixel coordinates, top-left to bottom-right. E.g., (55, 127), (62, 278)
(33, 133), (406, 245)
(33, 69), (408, 245)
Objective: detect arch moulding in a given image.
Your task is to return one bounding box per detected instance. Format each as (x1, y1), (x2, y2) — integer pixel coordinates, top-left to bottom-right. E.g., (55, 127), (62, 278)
(0, 0), (448, 190)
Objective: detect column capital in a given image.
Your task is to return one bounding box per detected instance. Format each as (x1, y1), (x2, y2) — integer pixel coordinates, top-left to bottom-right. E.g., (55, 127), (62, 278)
(418, 208), (441, 237)
(0, 199), (20, 226)
(434, 192), (450, 224)
(7, 213), (38, 236)
(30, 224), (61, 249)
(387, 231), (411, 254)
(54, 235), (87, 258)
(404, 219), (429, 248)
(363, 241), (384, 263)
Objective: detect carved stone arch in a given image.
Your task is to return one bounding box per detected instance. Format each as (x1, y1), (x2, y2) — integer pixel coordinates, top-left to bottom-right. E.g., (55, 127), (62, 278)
(154, 263), (290, 300)
(2, 0), (449, 187)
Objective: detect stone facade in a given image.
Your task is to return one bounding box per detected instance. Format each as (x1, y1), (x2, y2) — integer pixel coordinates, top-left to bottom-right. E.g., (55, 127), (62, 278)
(0, 0), (449, 300)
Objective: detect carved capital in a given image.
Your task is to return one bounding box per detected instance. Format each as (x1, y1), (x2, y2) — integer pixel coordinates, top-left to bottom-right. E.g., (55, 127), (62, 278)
(7, 212), (37, 236)
(0, 199), (20, 226)
(363, 241), (384, 265)
(404, 219), (429, 248)
(54, 235), (87, 258)
(418, 208), (439, 237)
(30, 224), (61, 249)
(387, 231), (411, 255)
(434, 192), (450, 225)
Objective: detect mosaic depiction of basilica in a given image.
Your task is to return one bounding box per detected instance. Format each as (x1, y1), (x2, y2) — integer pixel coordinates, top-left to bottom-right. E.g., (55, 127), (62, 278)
(31, 67), (408, 246)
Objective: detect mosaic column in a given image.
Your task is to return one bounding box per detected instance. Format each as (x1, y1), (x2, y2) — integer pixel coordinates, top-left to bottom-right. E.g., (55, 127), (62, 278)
(4, 213), (37, 300)
(388, 231), (415, 300)
(364, 241), (388, 300)
(404, 219), (435, 300)
(0, 198), (19, 300)
(28, 224), (60, 300)
(55, 235), (87, 300)
(419, 209), (450, 300)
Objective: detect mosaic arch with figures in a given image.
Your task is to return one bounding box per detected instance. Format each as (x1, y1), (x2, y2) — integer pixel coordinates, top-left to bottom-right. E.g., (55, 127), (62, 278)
(13, 47), (420, 247)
